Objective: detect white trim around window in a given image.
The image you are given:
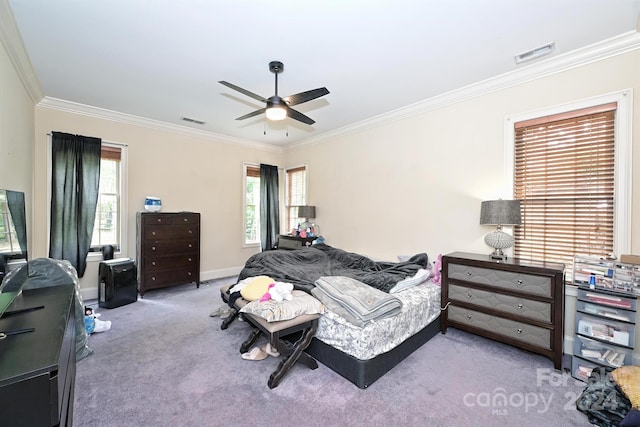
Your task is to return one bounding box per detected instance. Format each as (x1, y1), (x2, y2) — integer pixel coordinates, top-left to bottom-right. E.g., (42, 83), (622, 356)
(504, 89), (633, 256)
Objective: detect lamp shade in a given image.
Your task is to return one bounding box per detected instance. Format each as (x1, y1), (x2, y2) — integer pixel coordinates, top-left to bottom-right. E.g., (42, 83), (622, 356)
(297, 205), (316, 219)
(480, 200), (522, 226)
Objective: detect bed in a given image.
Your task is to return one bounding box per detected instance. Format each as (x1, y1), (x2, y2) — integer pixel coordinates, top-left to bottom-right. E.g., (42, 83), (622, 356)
(224, 243), (441, 388)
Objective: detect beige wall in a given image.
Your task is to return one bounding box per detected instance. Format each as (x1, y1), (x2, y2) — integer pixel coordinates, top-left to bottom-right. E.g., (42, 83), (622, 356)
(33, 108), (284, 293)
(0, 37), (34, 254)
(285, 50), (640, 262)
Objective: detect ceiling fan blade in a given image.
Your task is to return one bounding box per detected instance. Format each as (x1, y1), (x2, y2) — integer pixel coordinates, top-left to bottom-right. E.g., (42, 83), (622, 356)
(284, 87), (329, 106)
(236, 108), (266, 121)
(219, 81), (267, 103)
(286, 106), (315, 125)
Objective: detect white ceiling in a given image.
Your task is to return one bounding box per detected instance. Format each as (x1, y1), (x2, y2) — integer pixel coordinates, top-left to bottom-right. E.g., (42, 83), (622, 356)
(6, 0), (640, 148)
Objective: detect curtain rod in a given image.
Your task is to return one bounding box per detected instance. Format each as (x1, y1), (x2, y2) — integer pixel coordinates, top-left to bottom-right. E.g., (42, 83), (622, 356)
(46, 132), (128, 147)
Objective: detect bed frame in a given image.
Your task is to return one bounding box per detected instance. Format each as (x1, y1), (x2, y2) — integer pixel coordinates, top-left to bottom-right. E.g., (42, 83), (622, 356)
(304, 316), (441, 388)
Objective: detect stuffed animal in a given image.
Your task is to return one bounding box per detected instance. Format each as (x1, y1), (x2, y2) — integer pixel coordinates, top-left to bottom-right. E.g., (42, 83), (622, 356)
(431, 254), (443, 286)
(259, 282), (294, 303)
(84, 306), (112, 334)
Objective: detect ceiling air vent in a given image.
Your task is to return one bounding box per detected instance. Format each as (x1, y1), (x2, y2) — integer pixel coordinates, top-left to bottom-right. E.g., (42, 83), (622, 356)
(181, 117), (206, 125)
(514, 42), (555, 64)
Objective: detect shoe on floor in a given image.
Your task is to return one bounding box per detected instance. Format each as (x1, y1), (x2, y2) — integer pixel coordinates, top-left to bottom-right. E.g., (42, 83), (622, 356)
(220, 309), (233, 319)
(261, 343), (280, 357)
(209, 306), (229, 317)
(241, 346), (268, 361)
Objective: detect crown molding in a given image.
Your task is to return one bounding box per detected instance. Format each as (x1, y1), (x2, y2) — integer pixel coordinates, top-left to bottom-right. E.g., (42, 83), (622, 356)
(285, 31), (640, 151)
(38, 97), (283, 152)
(0, 0), (44, 103)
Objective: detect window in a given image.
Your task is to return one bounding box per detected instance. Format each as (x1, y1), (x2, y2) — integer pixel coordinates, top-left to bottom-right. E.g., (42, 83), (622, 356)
(91, 145), (122, 251)
(285, 166), (307, 233)
(508, 91), (632, 280)
(244, 164), (260, 245)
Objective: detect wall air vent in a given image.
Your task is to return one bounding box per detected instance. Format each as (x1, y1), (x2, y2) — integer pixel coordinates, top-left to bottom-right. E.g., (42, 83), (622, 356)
(181, 117), (206, 125)
(514, 42), (555, 64)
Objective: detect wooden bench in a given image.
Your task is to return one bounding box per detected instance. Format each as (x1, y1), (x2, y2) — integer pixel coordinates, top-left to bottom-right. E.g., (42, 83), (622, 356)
(219, 284), (320, 389)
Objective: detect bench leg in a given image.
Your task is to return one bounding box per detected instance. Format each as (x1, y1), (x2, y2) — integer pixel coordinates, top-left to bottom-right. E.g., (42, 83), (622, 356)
(240, 328), (262, 354)
(220, 308), (238, 330)
(268, 323), (317, 389)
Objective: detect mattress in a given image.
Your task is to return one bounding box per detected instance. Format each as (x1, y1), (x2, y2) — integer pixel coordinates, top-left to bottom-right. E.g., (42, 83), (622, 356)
(313, 280), (441, 360)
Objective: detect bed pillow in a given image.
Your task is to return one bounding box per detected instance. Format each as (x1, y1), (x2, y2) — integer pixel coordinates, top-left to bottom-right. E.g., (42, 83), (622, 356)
(613, 366), (640, 426)
(240, 290), (324, 322)
(239, 276), (274, 301)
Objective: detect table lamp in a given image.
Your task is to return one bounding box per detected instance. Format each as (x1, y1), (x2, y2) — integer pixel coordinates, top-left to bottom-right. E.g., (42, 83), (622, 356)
(480, 199), (522, 260)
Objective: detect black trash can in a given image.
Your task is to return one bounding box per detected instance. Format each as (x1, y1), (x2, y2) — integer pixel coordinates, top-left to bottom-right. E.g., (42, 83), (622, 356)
(98, 258), (138, 309)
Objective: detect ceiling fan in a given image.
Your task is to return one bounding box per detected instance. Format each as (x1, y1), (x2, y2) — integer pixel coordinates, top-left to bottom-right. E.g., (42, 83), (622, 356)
(219, 61), (329, 125)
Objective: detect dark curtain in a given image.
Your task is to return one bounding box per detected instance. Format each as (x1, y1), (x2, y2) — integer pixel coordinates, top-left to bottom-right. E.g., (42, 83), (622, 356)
(259, 164), (279, 252)
(6, 190), (27, 259)
(49, 132), (101, 277)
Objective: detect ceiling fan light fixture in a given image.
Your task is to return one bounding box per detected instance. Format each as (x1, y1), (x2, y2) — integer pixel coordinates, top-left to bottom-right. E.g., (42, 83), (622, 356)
(266, 105), (287, 121)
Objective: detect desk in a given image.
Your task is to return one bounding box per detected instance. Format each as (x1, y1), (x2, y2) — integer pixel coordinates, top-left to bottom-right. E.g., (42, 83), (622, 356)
(0, 285), (76, 426)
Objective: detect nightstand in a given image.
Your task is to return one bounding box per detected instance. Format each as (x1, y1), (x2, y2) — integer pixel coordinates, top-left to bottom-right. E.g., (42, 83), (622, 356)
(440, 252), (565, 369)
(276, 235), (317, 250)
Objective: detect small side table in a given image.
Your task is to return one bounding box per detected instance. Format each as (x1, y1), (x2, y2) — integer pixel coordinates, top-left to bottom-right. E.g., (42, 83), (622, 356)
(276, 234), (317, 250)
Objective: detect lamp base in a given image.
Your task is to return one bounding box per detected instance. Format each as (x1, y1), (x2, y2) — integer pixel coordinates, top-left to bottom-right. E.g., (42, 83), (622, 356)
(484, 229), (514, 261)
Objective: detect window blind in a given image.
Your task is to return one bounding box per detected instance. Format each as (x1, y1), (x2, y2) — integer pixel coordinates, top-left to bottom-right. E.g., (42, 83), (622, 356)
(286, 166), (307, 232)
(513, 103), (616, 274)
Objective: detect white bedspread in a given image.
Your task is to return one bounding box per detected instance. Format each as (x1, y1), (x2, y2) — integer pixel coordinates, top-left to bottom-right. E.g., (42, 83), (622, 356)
(314, 280), (441, 360)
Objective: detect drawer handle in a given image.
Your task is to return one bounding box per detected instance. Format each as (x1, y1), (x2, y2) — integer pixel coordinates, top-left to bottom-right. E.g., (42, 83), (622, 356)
(517, 279), (523, 286)
(188, 244), (192, 248)
(466, 314), (472, 320)
(151, 277), (156, 281)
(466, 272), (472, 277)
(188, 272), (192, 276)
(188, 258), (192, 262)
(183, 218), (188, 222)
(467, 292), (473, 299)
(517, 303), (523, 310)
(152, 231), (156, 236)
(516, 328), (523, 334)
(189, 230), (193, 234)
(152, 261), (156, 266)
(152, 246), (156, 251)
(157, 219), (162, 222)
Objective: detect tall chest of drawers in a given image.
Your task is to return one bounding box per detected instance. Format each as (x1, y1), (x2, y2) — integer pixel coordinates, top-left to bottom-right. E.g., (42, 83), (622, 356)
(440, 252), (565, 369)
(136, 212), (200, 297)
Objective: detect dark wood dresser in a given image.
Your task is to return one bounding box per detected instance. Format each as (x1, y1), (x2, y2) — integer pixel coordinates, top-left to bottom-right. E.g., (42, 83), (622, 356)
(136, 212), (200, 297)
(440, 252), (565, 369)
(0, 285), (76, 426)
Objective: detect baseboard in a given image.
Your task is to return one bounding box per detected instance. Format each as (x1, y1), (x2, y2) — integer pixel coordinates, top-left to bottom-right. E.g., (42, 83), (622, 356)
(200, 267), (242, 282)
(80, 267), (242, 302)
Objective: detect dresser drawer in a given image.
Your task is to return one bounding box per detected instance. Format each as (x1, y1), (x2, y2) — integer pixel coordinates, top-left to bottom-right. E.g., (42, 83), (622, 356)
(171, 213), (199, 225)
(447, 263), (552, 297)
(143, 253), (198, 272)
(143, 239), (198, 254)
(143, 224), (199, 240)
(449, 284), (551, 322)
(448, 305), (551, 350)
(144, 268), (198, 287)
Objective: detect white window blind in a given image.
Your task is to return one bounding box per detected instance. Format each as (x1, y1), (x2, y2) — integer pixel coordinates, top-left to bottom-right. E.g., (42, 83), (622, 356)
(286, 166), (307, 233)
(513, 102), (616, 275)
